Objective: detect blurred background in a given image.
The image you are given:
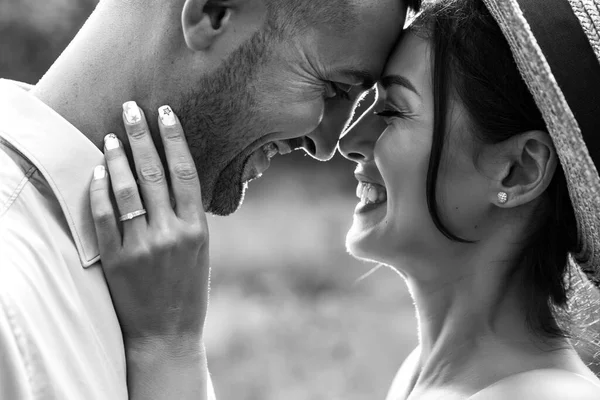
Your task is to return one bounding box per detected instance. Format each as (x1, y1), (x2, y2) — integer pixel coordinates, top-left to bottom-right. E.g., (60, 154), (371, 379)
(4, 1), (600, 398)
(0, 1), (417, 399)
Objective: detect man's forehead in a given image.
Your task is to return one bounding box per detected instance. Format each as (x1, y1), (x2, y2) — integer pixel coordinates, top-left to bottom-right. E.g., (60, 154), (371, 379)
(313, 8), (405, 82)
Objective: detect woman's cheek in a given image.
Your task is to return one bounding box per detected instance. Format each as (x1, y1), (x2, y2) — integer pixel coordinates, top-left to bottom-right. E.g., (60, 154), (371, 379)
(436, 161), (491, 240)
(374, 126), (436, 256)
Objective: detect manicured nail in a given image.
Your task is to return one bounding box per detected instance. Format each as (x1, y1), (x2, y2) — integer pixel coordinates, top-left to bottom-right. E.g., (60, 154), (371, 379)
(159, 105), (176, 126)
(123, 101), (142, 124)
(93, 165), (106, 180)
(104, 133), (120, 150)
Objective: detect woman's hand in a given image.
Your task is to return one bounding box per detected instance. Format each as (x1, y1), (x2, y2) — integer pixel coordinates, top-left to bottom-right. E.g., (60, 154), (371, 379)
(89, 102), (214, 399)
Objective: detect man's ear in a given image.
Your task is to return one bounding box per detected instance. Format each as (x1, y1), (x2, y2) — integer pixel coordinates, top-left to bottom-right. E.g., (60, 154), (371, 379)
(488, 131), (558, 208)
(182, 0), (233, 51)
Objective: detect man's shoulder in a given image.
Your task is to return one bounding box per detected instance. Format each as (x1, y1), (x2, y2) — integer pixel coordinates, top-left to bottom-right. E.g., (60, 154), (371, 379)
(0, 80), (39, 215)
(1, 79), (34, 92)
(470, 369), (600, 400)
(0, 138), (37, 218)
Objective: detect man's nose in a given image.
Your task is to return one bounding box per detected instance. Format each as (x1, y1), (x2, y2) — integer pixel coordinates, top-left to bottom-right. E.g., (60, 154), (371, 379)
(338, 102), (384, 163)
(301, 96), (358, 161)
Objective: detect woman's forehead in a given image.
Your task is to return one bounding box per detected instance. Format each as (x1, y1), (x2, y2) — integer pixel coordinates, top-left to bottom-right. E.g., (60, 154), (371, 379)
(381, 31), (432, 89)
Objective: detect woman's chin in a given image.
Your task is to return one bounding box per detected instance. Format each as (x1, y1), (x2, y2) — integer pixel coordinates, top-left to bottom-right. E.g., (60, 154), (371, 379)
(351, 199), (387, 232)
(345, 201), (388, 259)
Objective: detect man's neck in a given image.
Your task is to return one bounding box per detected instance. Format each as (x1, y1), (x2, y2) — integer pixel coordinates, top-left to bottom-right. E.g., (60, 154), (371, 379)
(30, 1), (166, 150)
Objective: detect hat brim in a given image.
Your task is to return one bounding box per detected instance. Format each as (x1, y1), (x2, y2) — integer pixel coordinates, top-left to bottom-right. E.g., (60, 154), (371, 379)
(483, 0), (600, 285)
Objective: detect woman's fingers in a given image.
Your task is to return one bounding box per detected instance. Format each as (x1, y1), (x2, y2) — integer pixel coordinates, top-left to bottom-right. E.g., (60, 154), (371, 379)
(89, 165), (122, 254)
(122, 101), (172, 224)
(157, 105), (204, 222)
(103, 133), (147, 235)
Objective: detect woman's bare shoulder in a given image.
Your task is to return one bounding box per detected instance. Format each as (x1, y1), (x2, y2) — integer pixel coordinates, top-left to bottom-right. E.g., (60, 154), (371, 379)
(469, 369), (600, 400)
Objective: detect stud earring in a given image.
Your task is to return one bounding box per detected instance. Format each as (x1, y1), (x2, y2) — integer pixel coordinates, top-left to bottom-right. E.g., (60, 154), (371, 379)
(497, 191), (508, 204)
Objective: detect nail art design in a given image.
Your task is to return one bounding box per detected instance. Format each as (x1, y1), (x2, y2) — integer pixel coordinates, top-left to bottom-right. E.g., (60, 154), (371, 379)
(104, 133), (120, 150)
(123, 101), (142, 124)
(93, 165), (106, 180)
(159, 105), (176, 126)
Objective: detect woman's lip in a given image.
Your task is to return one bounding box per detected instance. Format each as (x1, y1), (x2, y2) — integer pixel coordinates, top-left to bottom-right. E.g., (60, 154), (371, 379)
(354, 172), (385, 187)
(355, 199), (386, 214)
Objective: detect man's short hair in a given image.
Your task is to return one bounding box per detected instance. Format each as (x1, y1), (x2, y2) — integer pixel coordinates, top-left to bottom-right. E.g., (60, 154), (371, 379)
(265, 0), (422, 36)
(265, 0), (358, 35)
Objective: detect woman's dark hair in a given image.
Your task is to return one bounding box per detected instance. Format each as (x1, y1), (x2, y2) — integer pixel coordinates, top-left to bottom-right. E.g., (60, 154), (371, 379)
(412, 0), (599, 366)
(407, 0), (423, 12)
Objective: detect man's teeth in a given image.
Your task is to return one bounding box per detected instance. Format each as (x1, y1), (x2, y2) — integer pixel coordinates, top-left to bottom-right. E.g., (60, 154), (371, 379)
(274, 140), (292, 155)
(356, 182), (387, 205)
(263, 143), (279, 159)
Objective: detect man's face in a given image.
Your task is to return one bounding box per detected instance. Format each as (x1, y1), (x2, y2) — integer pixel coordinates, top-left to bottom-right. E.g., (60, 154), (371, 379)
(178, 1), (405, 216)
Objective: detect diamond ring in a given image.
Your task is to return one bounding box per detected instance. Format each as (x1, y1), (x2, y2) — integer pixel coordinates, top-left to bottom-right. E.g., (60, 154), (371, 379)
(119, 209), (147, 222)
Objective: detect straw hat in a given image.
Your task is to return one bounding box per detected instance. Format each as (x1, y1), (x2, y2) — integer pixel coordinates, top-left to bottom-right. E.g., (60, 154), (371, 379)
(481, 0), (600, 286)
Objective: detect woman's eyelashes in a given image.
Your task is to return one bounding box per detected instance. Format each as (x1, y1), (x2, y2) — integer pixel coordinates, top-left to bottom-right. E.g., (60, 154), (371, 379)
(374, 108), (410, 121)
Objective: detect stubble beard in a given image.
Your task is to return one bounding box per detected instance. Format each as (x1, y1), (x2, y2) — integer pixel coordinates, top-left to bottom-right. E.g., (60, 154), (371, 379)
(176, 29), (274, 216)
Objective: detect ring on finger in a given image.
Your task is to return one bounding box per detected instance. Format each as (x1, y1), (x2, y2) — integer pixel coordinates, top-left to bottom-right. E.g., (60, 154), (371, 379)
(119, 209), (147, 222)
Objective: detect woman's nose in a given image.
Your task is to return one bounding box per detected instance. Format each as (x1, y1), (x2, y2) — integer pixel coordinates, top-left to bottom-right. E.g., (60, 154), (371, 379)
(338, 102), (385, 163)
(302, 96), (359, 161)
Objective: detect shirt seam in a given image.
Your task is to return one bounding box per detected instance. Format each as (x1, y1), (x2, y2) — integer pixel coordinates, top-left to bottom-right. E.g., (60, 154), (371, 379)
(0, 131), (96, 264)
(0, 166), (37, 220)
(0, 293), (36, 398)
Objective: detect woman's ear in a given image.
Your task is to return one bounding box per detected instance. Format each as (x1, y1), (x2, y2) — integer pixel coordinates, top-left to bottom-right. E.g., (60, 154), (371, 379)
(488, 131), (558, 208)
(182, 0), (233, 51)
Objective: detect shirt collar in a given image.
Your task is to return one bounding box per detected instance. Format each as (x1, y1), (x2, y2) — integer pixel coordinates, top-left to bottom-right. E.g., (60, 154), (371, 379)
(0, 79), (103, 267)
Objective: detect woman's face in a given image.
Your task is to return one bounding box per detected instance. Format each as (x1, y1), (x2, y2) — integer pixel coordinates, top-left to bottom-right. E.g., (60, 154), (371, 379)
(339, 31), (494, 271)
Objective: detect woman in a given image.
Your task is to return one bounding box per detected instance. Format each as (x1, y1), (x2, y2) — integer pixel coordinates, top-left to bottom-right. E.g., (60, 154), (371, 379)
(89, 0), (600, 398)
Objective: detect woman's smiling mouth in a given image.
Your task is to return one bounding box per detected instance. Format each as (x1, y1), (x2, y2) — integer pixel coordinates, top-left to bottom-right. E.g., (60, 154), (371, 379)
(355, 180), (387, 214)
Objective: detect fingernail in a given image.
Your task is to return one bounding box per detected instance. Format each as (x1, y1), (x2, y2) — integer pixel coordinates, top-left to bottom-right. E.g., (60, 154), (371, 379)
(93, 165), (106, 180)
(104, 133), (120, 150)
(159, 105), (176, 126)
(123, 101), (142, 124)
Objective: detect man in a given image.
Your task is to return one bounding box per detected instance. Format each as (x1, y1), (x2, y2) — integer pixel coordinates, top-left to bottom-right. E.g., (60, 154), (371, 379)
(0, 0), (418, 398)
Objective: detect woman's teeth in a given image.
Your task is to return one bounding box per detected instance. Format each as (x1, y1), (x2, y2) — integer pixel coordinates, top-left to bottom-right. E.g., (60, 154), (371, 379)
(356, 182), (387, 205)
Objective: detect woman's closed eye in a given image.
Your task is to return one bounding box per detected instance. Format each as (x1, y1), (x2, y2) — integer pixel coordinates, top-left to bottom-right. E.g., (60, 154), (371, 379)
(374, 108), (410, 122)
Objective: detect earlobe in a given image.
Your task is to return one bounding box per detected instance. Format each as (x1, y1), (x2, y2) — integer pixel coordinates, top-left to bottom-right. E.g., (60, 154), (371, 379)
(492, 131), (558, 208)
(182, 0), (232, 51)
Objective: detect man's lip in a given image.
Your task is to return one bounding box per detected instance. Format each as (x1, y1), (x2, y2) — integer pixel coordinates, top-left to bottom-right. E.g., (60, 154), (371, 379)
(234, 136), (306, 186)
(242, 145), (277, 183)
(285, 137), (305, 151)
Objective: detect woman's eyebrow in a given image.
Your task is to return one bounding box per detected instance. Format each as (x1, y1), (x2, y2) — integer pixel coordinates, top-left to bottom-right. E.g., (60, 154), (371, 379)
(381, 75), (420, 97)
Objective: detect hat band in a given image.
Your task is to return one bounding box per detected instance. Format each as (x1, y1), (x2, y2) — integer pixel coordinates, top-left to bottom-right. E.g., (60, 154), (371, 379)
(517, 0), (600, 168)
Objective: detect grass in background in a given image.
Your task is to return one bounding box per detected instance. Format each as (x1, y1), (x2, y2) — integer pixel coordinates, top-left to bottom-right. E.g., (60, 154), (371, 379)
(4, 0), (597, 396)
(205, 153), (417, 399)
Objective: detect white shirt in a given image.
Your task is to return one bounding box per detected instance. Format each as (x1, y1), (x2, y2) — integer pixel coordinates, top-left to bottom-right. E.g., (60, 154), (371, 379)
(0, 79), (128, 399)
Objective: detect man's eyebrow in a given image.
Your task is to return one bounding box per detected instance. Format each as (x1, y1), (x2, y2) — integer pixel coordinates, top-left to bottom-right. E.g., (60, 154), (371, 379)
(334, 68), (377, 90)
(381, 75), (420, 97)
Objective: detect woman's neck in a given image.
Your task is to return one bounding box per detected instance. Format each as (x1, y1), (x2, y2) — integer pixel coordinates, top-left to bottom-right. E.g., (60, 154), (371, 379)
(399, 239), (567, 391)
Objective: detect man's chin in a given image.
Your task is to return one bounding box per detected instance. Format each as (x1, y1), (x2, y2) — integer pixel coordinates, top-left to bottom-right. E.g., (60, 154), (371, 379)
(205, 156), (249, 216)
(206, 180), (247, 216)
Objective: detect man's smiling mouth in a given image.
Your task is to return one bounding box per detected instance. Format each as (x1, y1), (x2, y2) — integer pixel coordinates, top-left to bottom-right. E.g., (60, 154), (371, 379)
(241, 140), (294, 183)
